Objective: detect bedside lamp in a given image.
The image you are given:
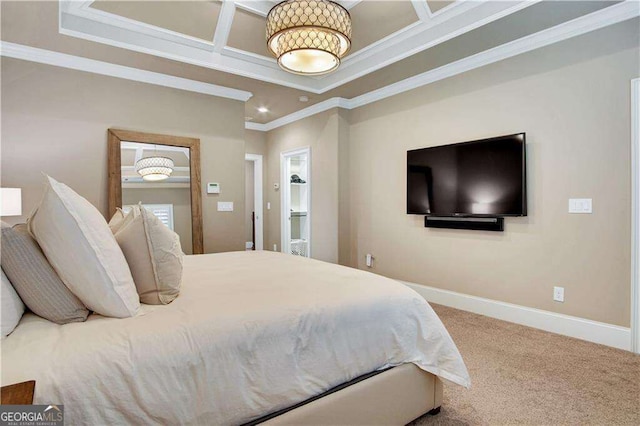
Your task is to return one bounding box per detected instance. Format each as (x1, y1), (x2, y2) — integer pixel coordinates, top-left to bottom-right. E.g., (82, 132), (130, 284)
(0, 188), (22, 217)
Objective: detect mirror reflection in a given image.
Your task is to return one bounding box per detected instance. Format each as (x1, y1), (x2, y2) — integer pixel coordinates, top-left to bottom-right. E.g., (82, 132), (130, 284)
(120, 141), (193, 254)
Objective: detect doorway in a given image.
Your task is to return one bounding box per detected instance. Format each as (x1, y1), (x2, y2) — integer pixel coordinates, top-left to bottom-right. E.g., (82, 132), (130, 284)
(281, 147), (311, 257)
(245, 153), (263, 251)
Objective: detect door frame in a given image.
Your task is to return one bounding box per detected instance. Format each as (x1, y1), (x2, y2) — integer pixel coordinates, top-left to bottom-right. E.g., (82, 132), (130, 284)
(245, 153), (263, 250)
(631, 78), (639, 353)
(280, 147), (311, 257)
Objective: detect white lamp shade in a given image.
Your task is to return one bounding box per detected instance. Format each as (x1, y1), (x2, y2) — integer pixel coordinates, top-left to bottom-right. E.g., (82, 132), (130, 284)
(1, 188), (22, 216)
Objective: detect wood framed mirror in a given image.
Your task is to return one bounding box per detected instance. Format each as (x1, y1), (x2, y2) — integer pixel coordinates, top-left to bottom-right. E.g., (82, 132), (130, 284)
(108, 129), (203, 254)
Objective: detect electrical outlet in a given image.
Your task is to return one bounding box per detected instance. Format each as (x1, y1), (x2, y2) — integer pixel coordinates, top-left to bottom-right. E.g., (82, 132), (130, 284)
(273, 244), (277, 251)
(553, 286), (565, 302)
(568, 198), (592, 214)
(365, 254), (374, 268)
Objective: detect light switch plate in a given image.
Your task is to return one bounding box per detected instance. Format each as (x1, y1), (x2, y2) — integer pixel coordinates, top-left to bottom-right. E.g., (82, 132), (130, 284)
(568, 198), (592, 214)
(217, 201), (233, 212)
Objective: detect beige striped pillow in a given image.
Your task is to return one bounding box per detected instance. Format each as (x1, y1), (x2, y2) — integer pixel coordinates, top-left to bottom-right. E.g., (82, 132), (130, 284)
(1, 223), (89, 324)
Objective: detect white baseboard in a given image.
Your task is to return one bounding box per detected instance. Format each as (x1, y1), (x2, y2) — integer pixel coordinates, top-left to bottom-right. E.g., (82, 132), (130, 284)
(401, 281), (631, 351)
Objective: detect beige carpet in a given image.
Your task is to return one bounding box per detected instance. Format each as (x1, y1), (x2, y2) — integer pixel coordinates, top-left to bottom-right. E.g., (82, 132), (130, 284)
(409, 304), (640, 425)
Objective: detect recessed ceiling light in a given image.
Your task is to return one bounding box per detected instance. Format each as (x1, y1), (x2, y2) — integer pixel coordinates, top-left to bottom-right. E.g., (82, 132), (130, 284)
(299, 96), (309, 103)
(257, 107), (269, 113)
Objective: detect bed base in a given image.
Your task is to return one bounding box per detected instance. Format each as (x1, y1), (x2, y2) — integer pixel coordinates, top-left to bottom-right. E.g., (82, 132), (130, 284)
(256, 364), (443, 425)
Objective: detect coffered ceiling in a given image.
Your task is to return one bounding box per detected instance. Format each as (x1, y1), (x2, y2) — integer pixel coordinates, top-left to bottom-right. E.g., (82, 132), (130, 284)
(60, 0), (543, 93)
(1, 1), (638, 127)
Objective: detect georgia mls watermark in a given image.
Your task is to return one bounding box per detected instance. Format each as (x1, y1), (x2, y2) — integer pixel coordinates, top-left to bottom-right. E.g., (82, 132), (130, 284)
(0, 405), (63, 426)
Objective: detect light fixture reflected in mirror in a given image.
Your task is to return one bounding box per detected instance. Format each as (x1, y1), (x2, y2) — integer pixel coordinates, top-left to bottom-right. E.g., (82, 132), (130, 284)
(135, 156), (174, 181)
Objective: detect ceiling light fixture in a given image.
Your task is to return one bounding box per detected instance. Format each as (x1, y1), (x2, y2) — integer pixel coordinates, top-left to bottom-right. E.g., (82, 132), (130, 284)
(135, 156), (174, 181)
(266, 0), (352, 75)
(258, 106), (269, 113)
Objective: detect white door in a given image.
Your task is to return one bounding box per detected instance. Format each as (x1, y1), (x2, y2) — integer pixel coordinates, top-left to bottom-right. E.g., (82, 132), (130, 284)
(281, 148), (311, 257)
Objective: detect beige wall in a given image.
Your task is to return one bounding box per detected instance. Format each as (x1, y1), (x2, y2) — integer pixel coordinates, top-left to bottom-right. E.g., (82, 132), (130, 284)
(122, 187), (193, 255)
(265, 109), (344, 262)
(347, 22), (639, 327)
(1, 58), (247, 254)
(337, 109), (352, 266)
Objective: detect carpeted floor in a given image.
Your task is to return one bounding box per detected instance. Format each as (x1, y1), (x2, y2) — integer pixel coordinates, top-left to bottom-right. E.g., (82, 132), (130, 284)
(409, 304), (640, 425)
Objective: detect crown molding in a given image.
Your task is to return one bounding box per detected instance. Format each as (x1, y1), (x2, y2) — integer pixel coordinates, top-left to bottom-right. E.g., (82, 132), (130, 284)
(0, 41), (253, 102)
(245, 0), (640, 131)
(246, 98), (350, 132)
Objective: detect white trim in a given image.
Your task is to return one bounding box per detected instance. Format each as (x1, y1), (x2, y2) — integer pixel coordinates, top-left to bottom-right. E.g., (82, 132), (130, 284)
(318, 0), (532, 90)
(212, 0), (236, 52)
(234, 0), (362, 18)
(245, 153), (264, 251)
(233, 0), (273, 18)
(220, 46), (278, 68)
(411, 0), (432, 22)
(0, 41), (253, 102)
(632, 78), (640, 354)
(246, 0), (640, 131)
(59, 1), (314, 92)
(247, 98), (349, 132)
(337, 0), (363, 11)
(401, 281), (631, 351)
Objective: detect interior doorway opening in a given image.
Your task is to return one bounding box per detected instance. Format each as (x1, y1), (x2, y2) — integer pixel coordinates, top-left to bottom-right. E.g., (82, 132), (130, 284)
(281, 147), (311, 258)
(245, 153), (263, 251)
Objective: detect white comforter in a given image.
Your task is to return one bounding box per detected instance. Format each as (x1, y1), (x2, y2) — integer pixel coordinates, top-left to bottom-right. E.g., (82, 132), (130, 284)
(1, 251), (469, 425)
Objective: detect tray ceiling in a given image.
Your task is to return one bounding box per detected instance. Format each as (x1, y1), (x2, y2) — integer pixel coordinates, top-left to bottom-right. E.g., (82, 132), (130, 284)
(1, 1), (636, 127)
(59, 0), (544, 93)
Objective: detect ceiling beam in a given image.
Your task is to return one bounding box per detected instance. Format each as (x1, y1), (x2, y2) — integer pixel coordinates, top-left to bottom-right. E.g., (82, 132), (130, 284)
(411, 0), (432, 22)
(233, 0), (272, 17)
(213, 0), (236, 53)
(234, 0), (361, 18)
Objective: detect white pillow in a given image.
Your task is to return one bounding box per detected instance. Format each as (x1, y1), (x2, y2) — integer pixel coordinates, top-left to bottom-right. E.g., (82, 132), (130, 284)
(1, 269), (25, 338)
(114, 206), (183, 305)
(28, 176), (139, 318)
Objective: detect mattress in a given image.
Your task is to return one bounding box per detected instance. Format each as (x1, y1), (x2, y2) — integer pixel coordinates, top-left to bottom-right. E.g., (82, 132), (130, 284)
(1, 251), (469, 425)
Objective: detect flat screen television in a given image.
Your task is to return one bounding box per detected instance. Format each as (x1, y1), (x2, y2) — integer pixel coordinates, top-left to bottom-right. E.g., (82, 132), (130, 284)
(407, 133), (526, 217)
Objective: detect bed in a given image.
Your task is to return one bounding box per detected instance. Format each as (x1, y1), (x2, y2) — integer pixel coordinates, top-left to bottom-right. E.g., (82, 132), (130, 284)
(1, 251), (469, 425)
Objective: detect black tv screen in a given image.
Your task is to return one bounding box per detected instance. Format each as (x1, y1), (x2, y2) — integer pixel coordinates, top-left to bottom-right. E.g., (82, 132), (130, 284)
(407, 133), (526, 217)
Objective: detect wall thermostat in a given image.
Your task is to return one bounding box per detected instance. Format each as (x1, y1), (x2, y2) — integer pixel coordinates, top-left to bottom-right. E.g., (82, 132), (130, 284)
(207, 183), (220, 194)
